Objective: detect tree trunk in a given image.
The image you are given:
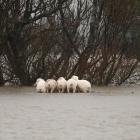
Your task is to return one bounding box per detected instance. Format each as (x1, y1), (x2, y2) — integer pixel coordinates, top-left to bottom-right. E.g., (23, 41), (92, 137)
(0, 68), (4, 86)
(5, 23), (32, 85)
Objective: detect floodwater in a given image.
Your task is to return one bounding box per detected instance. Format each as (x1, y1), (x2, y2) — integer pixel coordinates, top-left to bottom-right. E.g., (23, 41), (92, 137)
(0, 86), (140, 140)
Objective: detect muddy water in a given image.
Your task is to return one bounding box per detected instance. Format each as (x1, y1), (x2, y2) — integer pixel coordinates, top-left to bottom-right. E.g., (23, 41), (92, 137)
(0, 86), (140, 140)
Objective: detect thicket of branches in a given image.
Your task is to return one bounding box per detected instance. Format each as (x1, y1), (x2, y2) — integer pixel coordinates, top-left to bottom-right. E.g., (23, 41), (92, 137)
(0, 0), (139, 86)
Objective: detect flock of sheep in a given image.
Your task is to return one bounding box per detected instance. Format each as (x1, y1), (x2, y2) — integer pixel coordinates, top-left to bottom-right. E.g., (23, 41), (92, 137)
(35, 75), (91, 93)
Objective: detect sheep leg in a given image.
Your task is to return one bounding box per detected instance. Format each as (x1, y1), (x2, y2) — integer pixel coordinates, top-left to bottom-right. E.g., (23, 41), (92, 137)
(58, 89), (60, 93)
(46, 89), (48, 93)
(83, 90), (87, 93)
(88, 88), (91, 93)
(67, 88), (70, 93)
(37, 89), (42, 93)
(73, 88), (76, 93)
(61, 88), (65, 93)
(51, 88), (54, 93)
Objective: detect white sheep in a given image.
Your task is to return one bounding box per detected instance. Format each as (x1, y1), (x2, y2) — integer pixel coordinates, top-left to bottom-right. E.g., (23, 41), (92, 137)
(4, 82), (14, 86)
(57, 77), (67, 93)
(77, 80), (91, 93)
(71, 75), (79, 81)
(67, 78), (77, 93)
(46, 79), (57, 93)
(35, 78), (46, 93)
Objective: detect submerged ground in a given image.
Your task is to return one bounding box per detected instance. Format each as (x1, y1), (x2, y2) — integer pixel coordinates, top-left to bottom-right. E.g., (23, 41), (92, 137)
(0, 86), (140, 140)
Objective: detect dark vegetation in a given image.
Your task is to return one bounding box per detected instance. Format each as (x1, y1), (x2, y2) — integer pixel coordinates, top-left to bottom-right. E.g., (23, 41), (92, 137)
(0, 0), (139, 86)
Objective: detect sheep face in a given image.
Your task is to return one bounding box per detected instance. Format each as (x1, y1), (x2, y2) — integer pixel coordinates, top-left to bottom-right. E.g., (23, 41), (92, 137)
(35, 78), (44, 85)
(71, 75), (79, 81)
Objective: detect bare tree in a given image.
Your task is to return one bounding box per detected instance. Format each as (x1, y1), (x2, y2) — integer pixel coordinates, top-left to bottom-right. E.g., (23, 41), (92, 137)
(0, 0), (138, 86)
